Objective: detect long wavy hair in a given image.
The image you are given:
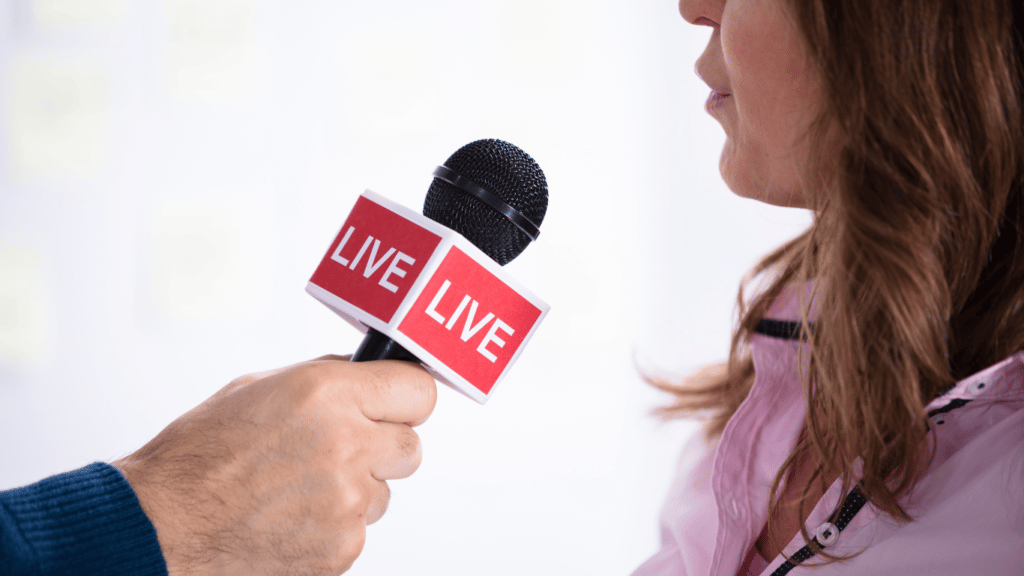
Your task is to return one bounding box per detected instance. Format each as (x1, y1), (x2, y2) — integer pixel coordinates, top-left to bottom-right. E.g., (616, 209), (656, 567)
(647, 0), (1024, 566)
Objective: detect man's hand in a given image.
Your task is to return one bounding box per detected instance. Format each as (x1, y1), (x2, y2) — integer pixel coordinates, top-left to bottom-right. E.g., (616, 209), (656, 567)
(113, 355), (437, 576)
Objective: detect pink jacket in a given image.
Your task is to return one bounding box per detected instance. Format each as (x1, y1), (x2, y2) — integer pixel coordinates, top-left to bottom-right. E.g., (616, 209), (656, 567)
(632, 280), (1024, 576)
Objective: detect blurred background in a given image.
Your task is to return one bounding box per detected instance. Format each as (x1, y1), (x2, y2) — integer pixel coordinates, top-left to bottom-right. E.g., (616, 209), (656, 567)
(0, 0), (813, 574)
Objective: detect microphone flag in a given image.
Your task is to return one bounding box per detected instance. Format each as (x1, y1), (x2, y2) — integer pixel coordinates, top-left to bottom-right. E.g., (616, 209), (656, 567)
(307, 190), (549, 404)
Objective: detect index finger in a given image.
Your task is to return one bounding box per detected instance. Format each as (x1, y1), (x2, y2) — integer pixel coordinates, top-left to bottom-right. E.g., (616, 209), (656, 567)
(351, 360), (438, 426)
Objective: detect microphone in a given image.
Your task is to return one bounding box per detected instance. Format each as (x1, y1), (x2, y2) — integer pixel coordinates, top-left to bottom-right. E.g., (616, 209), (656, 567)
(306, 139), (550, 403)
(353, 139), (548, 363)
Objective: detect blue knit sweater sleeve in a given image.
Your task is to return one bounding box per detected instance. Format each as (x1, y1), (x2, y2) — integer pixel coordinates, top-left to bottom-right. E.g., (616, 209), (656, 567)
(0, 462), (168, 576)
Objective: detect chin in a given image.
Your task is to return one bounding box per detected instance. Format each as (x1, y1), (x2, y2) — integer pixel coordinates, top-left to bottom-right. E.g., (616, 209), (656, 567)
(718, 166), (757, 203)
(720, 164), (807, 209)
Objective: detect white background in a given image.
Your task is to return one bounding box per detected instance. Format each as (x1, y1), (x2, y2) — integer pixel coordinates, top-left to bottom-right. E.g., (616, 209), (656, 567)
(0, 0), (813, 574)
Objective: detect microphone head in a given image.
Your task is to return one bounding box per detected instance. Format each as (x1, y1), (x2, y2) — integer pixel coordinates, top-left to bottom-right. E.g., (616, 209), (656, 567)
(424, 139), (548, 266)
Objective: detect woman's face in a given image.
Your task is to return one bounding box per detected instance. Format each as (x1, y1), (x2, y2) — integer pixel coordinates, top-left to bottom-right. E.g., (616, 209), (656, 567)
(680, 0), (834, 210)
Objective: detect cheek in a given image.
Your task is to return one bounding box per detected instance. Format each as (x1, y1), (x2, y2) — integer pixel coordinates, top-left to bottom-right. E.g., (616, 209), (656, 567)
(720, 6), (824, 200)
(734, 80), (787, 141)
(722, 1), (818, 143)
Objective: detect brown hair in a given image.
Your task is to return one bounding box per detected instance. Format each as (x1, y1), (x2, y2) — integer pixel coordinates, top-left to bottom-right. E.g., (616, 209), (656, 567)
(647, 0), (1024, 566)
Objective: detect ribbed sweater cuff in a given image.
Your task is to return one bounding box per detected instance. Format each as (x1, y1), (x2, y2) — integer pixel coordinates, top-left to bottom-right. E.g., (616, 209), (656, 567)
(0, 462), (168, 576)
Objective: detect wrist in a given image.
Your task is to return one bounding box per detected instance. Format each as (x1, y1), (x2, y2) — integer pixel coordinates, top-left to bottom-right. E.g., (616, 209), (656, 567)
(113, 456), (189, 576)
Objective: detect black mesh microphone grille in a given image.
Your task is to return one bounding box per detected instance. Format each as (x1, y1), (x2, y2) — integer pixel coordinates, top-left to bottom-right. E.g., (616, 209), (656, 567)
(424, 139), (548, 266)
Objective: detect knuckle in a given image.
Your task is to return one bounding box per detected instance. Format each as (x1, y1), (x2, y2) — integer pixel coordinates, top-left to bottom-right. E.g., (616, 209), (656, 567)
(379, 481), (391, 512)
(410, 441), (424, 474)
(292, 362), (349, 406)
(351, 362), (388, 399)
(367, 482), (391, 525)
(336, 482), (370, 514)
(398, 427), (422, 462)
(224, 373), (260, 393)
(226, 374), (251, 388)
(311, 354), (351, 363)
(300, 362), (334, 388)
(355, 362), (438, 419)
(278, 364), (319, 401)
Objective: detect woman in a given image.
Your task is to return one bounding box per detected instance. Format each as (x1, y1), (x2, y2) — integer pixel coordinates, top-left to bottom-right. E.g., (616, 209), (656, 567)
(632, 0), (1024, 575)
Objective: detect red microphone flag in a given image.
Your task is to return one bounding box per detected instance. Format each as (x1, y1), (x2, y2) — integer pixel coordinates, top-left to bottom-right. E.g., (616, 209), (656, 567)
(307, 190), (549, 404)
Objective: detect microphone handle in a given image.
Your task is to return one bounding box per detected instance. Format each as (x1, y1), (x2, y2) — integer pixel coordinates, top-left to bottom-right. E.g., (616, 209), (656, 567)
(351, 328), (422, 363)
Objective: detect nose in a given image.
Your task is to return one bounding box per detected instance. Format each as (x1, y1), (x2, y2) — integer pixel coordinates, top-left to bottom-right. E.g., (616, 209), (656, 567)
(678, 0), (722, 27)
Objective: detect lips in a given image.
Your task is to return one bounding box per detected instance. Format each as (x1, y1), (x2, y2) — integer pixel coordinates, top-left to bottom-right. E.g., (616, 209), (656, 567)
(705, 90), (731, 113)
